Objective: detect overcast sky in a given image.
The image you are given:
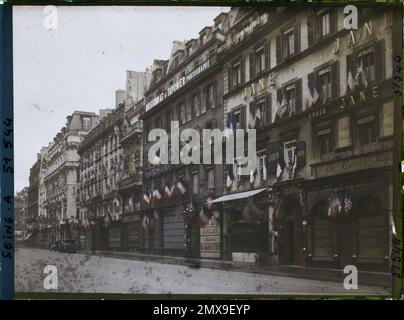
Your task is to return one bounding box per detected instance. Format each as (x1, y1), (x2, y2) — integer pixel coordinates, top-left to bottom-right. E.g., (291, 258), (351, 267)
(13, 6), (228, 192)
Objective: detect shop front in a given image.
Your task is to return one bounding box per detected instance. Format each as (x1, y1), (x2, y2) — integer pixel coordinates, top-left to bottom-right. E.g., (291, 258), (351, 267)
(210, 188), (269, 264)
(307, 147), (393, 272)
(307, 177), (391, 272)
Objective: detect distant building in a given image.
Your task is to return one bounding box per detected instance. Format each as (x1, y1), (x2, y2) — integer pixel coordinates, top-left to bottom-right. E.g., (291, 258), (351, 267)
(14, 187), (29, 242)
(43, 111), (98, 242)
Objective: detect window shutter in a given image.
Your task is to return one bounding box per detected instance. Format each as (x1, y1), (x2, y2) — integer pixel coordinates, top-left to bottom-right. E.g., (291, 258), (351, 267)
(240, 105), (246, 129)
(264, 41), (271, 71)
(249, 52), (256, 80)
(203, 86), (208, 111)
(276, 34), (282, 65)
(329, 8), (337, 34)
(307, 14), (315, 47)
(374, 39), (385, 83)
(268, 141), (282, 174)
(240, 57), (245, 84)
(227, 67), (233, 91)
(213, 80), (217, 108)
(295, 78), (302, 113)
(265, 93), (272, 125)
(248, 101), (255, 129)
(294, 23), (300, 54)
(296, 141), (306, 168)
(331, 61), (340, 99)
(188, 96), (192, 121)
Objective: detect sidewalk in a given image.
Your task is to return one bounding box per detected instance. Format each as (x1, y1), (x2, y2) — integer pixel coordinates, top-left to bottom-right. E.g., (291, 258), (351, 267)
(90, 249), (391, 289)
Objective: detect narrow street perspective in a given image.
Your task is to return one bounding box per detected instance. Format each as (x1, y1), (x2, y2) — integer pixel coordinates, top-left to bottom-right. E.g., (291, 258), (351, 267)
(15, 247), (389, 294)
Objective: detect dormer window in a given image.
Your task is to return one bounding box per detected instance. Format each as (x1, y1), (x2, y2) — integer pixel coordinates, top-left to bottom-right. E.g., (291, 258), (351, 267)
(153, 69), (162, 83)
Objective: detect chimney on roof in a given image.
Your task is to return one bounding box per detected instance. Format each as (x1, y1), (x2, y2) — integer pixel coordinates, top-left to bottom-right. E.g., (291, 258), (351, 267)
(115, 89), (125, 108)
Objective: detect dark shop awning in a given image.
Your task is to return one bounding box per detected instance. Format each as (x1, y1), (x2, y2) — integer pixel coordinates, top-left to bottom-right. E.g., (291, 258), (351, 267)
(207, 188), (268, 204)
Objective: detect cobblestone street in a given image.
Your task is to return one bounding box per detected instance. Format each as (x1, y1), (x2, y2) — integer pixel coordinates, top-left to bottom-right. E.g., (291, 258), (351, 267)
(15, 247), (390, 295)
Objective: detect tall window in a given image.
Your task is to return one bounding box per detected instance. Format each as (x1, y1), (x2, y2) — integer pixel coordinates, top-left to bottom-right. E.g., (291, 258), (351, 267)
(320, 11), (330, 37)
(285, 85), (296, 114)
(82, 117), (92, 130)
(317, 128), (333, 155)
(233, 109), (242, 129)
(177, 102), (186, 124)
(284, 140), (297, 167)
(192, 173), (199, 194)
(154, 116), (162, 130)
(206, 84), (215, 109)
(255, 46), (265, 74)
(283, 27), (295, 57)
(358, 115), (377, 145)
(358, 48), (376, 84)
(207, 168), (214, 190)
(319, 67), (332, 102)
(257, 154), (267, 181)
(165, 110), (172, 132)
(192, 93), (200, 117)
(232, 61), (241, 87)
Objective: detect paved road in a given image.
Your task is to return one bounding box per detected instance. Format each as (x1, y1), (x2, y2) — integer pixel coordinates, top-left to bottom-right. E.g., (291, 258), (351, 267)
(15, 247), (390, 295)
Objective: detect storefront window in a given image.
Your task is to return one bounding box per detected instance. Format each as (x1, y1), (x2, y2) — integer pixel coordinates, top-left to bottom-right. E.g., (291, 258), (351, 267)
(357, 196), (386, 262)
(312, 200), (335, 259)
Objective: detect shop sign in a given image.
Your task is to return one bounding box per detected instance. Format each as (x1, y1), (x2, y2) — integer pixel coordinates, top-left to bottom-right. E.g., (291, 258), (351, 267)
(200, 217), (221, 259)
(381, 101), (394, 137)
(217, 13), (269, 54)
(146, 59), (211, 111)
(143, 164), (172, 178)
(339, 85), (380, 110)
(242, 75), (272, 100)
(315, 150), (393, 178)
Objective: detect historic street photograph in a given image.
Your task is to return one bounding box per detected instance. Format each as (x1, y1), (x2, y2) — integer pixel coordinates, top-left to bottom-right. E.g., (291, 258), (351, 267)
(14, 5), (401, 295)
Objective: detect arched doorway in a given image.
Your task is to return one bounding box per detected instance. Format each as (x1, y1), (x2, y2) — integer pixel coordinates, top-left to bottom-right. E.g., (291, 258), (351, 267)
(277, 198), (302, 265)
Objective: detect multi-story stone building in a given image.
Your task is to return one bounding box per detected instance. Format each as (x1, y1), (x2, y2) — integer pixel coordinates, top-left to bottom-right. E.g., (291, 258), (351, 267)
(209, 6), (400, 273)
(14, 187), (29, 243)
(118, 98), (145, 252)
(142, 19), (225, 257)
(78, 71), (150, 251)
(27, 156), (41, 245)
(78, 105), (123, 251)
(43, 111), (98, 243)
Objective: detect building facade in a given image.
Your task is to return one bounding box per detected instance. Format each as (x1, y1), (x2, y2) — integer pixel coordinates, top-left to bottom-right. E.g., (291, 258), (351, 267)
(117, 98), (145, 252)
(43, 111), (98, 243)
(211, 6), (399, 272)
(142, 20), (225, 258)
(14, 187), (29, 243)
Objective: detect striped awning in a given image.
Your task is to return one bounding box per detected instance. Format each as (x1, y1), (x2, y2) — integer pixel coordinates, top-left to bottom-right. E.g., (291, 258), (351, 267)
(207, 188), (268, 204)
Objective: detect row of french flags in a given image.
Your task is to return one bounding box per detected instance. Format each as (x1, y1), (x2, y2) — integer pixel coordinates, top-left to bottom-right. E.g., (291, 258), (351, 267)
(143, 180), (188, 208)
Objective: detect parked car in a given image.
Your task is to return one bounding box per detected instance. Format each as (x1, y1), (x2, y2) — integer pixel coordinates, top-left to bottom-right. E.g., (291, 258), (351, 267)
(59, 240), (77, 253)
(49, 240), (61, 251)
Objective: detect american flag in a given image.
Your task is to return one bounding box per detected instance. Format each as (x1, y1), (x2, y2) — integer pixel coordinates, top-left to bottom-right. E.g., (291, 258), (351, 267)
(344, 190), (352, 215)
